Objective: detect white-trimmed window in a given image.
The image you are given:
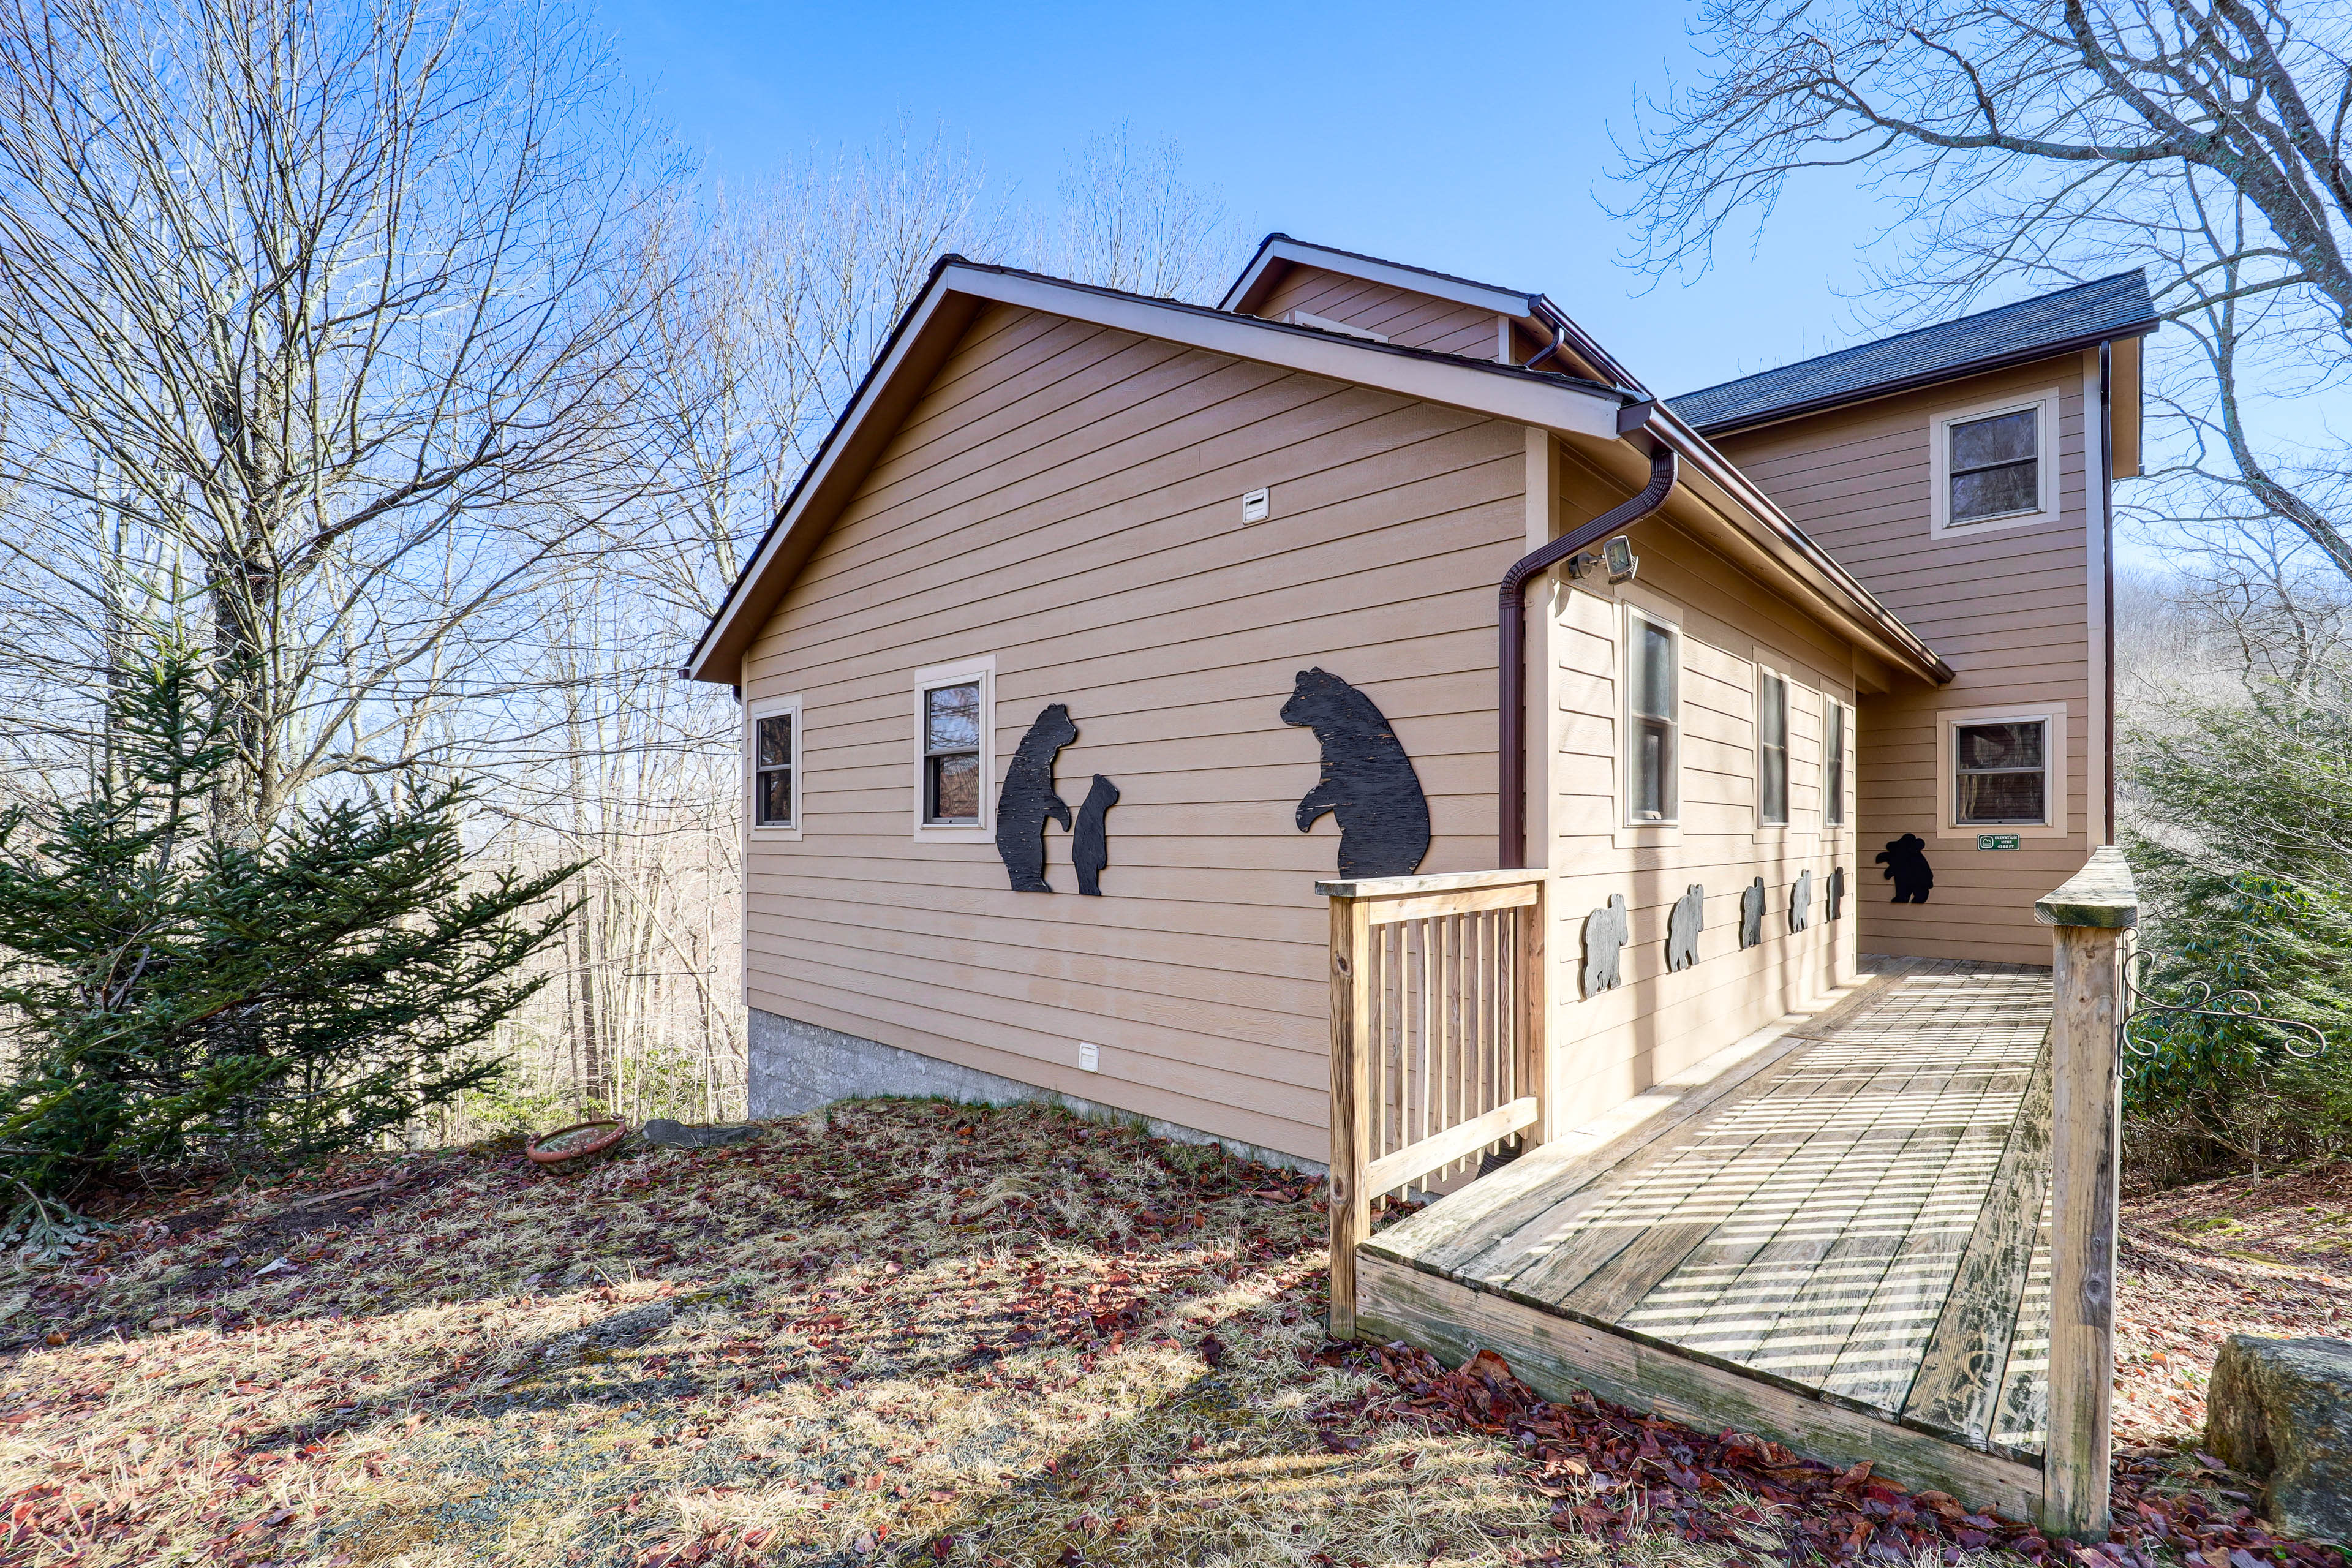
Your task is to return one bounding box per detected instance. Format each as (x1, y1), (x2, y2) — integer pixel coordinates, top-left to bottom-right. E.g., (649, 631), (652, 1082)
(1929, 390), (2062, 536)
(1934, 704), (2068, 838)
(1626, 608), (1679, 824)
(747, 695), (802, 837)
(1823, 696), (1848, 829)
(1953, 718), (2048, 824)
(1757, 669), (1789, 826)
(913, 657), (994, 837)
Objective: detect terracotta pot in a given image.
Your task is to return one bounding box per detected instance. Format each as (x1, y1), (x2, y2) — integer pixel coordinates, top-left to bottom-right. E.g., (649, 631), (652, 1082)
(526, 1118), (627, 1166)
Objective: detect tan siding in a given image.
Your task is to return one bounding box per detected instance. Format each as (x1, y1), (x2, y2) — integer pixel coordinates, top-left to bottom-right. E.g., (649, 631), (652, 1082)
(1254, 263), (1503, 358)
(1532, 444), (1863, 1132)
(1713, 356), (2095, 966)
(741, 301), (1529, 1161)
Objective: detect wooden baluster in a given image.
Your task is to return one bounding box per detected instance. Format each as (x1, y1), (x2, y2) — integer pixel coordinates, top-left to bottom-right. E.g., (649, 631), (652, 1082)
(1520, 880), (1550, 1146)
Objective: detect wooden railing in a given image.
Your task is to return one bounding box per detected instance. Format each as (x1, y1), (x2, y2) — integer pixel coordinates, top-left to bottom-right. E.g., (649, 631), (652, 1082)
(2032, 846), (2135, 1541)
(1321, 867), (1549, 1338)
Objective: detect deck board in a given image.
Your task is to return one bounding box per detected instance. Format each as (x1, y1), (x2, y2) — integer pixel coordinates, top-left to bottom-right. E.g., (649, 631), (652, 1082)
(1362, 957), (2058, 1498)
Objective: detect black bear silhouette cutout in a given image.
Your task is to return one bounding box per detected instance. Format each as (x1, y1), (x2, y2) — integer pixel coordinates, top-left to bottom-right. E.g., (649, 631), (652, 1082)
(1072, 775), (1120, 897)
(1877, 834), (1934, 904)
(1789, 869), (1814, 932)
(995, 704), (1077, 892)
(1582, 895), (1629, 998)
(1739, 878), (1765, 949)
(1826, 865), (1846, 922)
(1278, 668), (1431, 880)
(1665, 883), (1705, 971)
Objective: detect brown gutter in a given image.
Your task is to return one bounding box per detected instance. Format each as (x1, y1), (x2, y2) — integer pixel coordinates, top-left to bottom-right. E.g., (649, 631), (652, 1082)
(1498, 402), (1676, 868)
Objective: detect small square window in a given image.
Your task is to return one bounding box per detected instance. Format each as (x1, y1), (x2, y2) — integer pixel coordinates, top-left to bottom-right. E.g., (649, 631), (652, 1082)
(1947, 407), (2040, 525)
(1758, 671), (1789, 826)
(754, 712), (795, 827)
(1823, 697), (1847, 828)
(1626, 611), (1679, 824)
(922, 680), (982, 825)
(1954, 718), (2048, 824)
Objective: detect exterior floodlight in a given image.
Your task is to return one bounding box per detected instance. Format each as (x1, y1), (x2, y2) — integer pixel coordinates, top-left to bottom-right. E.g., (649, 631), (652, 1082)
(1603, 534), (1638, 583)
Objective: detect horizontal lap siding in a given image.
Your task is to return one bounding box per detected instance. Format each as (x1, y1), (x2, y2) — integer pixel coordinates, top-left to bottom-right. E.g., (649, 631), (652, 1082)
(741, 301), (1528, 1161)
(1540, 447), (1861, 1132)
(1716, 357), (2092, 967)
(1255, 265), (1502, 358)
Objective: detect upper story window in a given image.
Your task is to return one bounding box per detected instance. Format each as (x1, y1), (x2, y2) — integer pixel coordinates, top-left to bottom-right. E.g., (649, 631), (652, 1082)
(922, 679), (982, 825)
(1626, 609), (1679, 824)
(1954, 718), (2048, 825)
(1823, 696), (1847, 828)
(747, 695), (801, 835)
(1757, 670), (1789, 826)
(1949, 410), (2038, 524)
(1930, 391), (2060, 536)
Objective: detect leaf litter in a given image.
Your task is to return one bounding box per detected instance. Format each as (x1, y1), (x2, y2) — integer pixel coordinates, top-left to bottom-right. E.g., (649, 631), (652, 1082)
(0, 1104), (2343, 1567)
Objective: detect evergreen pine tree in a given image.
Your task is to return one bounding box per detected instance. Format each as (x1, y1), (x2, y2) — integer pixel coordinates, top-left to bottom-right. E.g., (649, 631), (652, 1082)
(0, 641), (581, 1203)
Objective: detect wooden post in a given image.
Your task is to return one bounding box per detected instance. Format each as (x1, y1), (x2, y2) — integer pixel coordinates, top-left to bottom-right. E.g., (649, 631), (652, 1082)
(1327, 892), (1373, 1339)
(2034, 847), (2135, 1541)
(1517, 879), (1551, 1145)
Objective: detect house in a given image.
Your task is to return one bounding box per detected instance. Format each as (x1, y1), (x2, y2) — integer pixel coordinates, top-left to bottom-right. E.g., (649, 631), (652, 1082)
(684, 233), (2151, 1172)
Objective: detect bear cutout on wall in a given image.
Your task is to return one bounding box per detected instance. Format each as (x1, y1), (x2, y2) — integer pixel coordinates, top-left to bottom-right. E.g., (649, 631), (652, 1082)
(995, 704), (1077, 892)
(1665, 884), (1705, 972)
(1072, 775), (1121, 897)
(1789, 869), (1814, 932)
(1739, 878), (1766, 949)
(1278, 668), (1431, 880)
(1878, 834), (1935, 904)
(1582, 894), (1630, 998)
(1827, 865), (1847, 922)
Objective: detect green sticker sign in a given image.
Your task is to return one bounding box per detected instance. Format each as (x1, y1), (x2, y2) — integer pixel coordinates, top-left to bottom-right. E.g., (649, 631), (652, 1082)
(1977, 833), (2021, 851)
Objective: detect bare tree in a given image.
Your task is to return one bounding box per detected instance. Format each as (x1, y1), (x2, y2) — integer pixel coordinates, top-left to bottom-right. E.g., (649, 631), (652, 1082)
(0, 0), (678, 841)
(1613, 1), (2352, 573)
(1053, 120), (1243, 304)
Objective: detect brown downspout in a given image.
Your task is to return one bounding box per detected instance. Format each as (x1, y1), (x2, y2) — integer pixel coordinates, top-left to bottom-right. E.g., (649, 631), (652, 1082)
(1499, 403), (1677, 867)
(2099, 340), (2116, 845)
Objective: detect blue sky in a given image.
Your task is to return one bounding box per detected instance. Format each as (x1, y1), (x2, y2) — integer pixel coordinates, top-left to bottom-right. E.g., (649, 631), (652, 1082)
(594, 0), (1908, 399)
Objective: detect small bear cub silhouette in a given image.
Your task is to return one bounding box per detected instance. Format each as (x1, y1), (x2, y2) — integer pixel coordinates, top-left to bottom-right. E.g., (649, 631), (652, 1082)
(1583, 894), (1630, 998)
(1278, 668), (1431, 880)
(1072, 774), (1121, 897)
(995, 704), (1077, 892)
(1877, 833), (1934, 904)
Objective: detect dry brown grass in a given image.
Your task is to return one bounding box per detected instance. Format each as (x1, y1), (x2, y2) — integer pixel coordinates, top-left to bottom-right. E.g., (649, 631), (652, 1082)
(0, 1101), (1739, 1568)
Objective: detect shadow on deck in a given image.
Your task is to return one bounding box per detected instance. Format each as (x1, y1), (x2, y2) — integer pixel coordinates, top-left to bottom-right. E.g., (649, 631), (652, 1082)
(1355, 957), (2060, 1520)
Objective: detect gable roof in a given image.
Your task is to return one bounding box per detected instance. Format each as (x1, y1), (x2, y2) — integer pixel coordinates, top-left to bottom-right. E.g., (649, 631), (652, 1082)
(1670, 271), (2158, 436)
(682, 257), (1633, 684)
(1219, 233), (1650, 393)
(1221, 232), (1540, 318)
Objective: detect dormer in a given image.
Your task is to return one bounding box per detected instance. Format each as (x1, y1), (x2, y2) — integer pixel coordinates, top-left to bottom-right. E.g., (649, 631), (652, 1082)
(1219, 233), (1642, 390)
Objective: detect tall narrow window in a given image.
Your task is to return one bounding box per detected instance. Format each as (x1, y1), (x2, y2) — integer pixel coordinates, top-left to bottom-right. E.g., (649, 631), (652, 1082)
(1757, 671), (1789, 826)
(1947, 407), (2039, 524)
(1823, 697), (1847, 827)
(754, 710), (795, 827)
(922, 679), (982, 825)
(1626, 611), (1679, 823)
(1954, 718), (2049, 824)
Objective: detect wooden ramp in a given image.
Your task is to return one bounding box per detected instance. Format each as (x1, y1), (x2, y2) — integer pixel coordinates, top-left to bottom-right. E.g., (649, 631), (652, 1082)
(1356, 958), (2059, 1518)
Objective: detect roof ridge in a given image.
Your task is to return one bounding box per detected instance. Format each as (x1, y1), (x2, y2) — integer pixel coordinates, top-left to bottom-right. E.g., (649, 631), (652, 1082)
(1676, 269), (2150, 404)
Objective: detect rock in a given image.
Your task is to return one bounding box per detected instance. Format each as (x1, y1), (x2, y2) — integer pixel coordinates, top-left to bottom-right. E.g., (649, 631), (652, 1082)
(2205, 1333), (2352, 1539)
(640, 1118), (764, 1150)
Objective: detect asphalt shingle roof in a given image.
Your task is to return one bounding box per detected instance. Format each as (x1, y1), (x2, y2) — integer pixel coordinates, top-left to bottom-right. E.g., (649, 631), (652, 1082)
(1669, 271), (2156, 434)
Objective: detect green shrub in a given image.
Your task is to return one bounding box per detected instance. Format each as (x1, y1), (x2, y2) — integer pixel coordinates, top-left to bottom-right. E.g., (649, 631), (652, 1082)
(0, 643), (581, 1200)
(2123, 688), (2352, 1182)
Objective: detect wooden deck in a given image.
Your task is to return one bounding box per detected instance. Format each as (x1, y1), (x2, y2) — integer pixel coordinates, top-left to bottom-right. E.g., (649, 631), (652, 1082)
(1356, 957), (2060, 1517)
